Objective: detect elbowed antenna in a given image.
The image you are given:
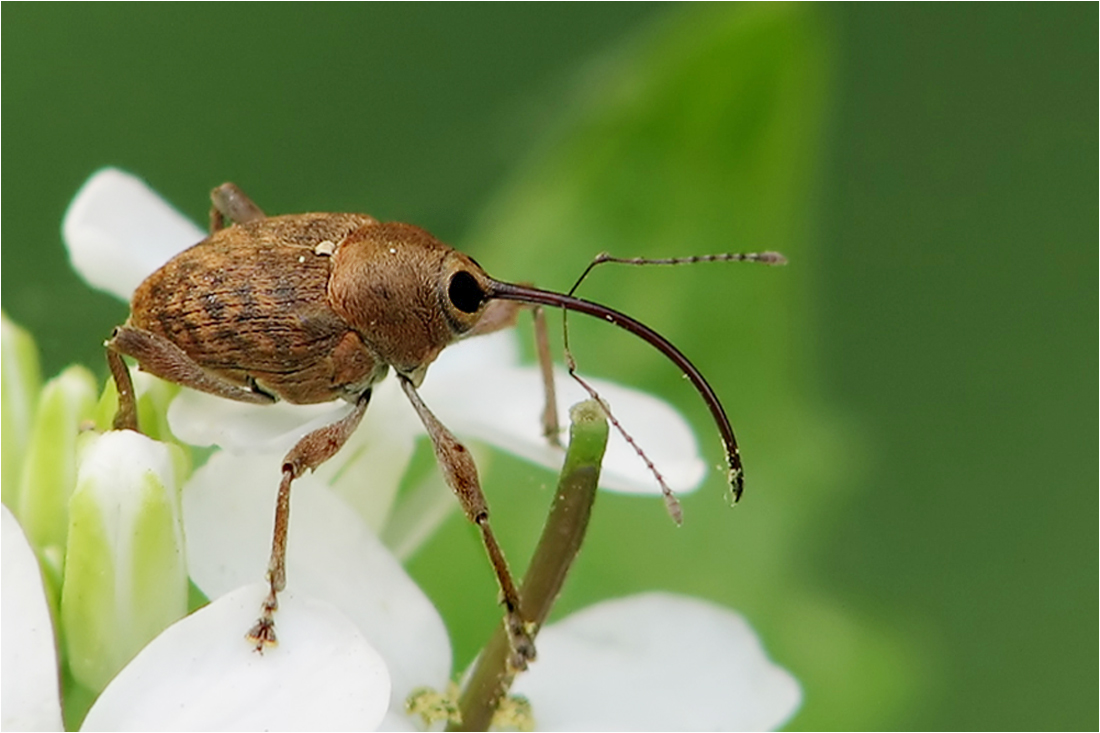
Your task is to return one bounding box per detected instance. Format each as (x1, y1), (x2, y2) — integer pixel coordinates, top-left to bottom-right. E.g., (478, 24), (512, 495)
(483, 278), (745, 503)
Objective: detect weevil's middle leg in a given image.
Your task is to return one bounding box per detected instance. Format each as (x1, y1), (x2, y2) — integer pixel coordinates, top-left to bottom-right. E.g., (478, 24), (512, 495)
(532, 306), (562, 448)
(247, 390), (372, 651)
(209, 182), (266, 232)
(398, 376), (536, 670)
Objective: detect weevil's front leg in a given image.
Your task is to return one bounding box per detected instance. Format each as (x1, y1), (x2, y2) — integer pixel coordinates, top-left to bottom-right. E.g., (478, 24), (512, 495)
(209, 182), (266, 232)
(248, 390), (372, 650)
(398, 375), (536, 670)
(107, 326), (276, 425)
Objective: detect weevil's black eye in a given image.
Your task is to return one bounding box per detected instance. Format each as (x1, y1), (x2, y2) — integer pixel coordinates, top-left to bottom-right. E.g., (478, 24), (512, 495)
(448, 270), (485, 313)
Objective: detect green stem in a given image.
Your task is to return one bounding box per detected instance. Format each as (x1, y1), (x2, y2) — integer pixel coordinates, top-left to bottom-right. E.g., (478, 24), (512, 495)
(452, 400), (609, 731)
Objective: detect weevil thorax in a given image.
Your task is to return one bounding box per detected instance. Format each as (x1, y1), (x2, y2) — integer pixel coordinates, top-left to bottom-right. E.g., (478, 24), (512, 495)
(327, 222), (492, 385)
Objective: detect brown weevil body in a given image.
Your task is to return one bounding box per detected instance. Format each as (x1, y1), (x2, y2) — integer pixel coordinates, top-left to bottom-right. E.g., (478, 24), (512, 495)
(107, 183), (785, 668)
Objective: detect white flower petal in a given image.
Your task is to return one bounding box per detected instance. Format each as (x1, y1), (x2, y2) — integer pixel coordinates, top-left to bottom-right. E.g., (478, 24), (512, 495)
(432, 327), (523, 376)
(310, 386), (420, 532)
(377, 710), (419, 732)
(167, 374), (417, 461)
(169, 377), (419, 529)
(81, 583), (389, 732)
(424, 331), (706, 495)
(513, 592), (801, 731)
(63, 168), (206, 301)
(1, 506), (64, 732)
(169, 393), (356, 454)
(183, 453), (452, 712)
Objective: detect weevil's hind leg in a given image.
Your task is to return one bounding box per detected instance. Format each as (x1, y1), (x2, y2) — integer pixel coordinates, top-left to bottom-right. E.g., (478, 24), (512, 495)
(108, 325), (276, 405)
(248, 390), (372, 650)
(106, 345), (139, 432)
(209, 182), (266, 233)
(398, 376), (535, 670)
(532, 306), (562, 447)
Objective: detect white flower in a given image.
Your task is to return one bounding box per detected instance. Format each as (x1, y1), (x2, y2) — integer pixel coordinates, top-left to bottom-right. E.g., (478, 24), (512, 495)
(81, 582), (391, 731)
(5, 468), (801, 730)
(513, 593), (801, 731)
(180, 450), (451, 721)
(0, 168), (803, 730)
(2, 505), (64, 732)
(177, 465), (800, 731)
(2, 500), (392, 732)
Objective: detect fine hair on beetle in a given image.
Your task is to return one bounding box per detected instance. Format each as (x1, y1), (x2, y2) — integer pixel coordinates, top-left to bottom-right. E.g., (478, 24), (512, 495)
(105, 180), (786, 672)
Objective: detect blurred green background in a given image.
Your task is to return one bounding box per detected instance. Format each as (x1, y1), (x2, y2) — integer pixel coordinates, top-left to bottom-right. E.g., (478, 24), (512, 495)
(3, 4), (1095, 730)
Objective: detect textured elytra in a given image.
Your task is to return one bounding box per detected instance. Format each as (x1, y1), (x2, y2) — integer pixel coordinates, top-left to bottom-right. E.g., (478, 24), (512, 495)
(126, 213), (478, 404)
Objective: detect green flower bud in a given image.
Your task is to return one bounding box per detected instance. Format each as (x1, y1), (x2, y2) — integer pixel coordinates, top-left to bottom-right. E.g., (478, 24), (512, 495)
(60, 430), (188, 694)
(16, 365), (98, 570)
(1, 312), (43, 510)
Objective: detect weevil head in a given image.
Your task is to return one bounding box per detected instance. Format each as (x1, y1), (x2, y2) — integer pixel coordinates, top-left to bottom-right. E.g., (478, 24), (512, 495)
(327, 222), (494, 384)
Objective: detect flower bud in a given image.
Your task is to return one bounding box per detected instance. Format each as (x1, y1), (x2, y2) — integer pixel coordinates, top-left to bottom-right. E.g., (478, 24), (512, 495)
(60, 430), (188, 693)
(1, 313), (43, 509)
(16, 365), (98, 572)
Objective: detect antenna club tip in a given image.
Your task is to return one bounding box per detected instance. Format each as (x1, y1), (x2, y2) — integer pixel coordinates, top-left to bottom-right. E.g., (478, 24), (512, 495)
(728, 466), (744, 504)
(664, 492), (684, 526)
(761, 251), (788, 266)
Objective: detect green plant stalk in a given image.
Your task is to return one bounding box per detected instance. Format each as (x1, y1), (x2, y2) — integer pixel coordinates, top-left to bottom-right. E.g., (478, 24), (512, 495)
(453, 400), (609, 731)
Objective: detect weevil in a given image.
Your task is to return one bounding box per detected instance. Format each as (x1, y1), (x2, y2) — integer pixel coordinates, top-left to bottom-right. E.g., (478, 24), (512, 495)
(106, 182), (785, 669)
